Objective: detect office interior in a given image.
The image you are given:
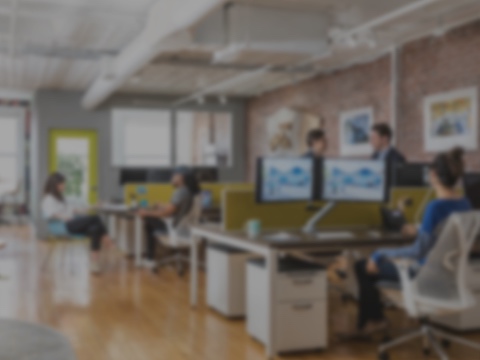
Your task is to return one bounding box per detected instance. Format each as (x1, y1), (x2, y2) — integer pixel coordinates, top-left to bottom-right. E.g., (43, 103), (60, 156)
(1, 1), (480, 359)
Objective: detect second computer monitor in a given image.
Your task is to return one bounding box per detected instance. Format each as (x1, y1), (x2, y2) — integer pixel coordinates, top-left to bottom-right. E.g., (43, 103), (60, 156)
(257, 157), (315, 203)
(463, 173), (480, 210)
(322, 159), (388, 202)
(393, 163), (431, 187)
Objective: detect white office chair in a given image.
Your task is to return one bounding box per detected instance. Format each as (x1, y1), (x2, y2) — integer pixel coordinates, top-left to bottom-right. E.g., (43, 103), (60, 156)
(154, 196), (202, 276)
(378, 211), (480, 360)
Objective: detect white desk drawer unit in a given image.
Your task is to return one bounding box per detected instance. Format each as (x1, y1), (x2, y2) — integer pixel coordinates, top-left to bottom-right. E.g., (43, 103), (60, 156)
(277, 272), (327, 302)
(207, 245), (252, 318)
(247, 257), (328, 353)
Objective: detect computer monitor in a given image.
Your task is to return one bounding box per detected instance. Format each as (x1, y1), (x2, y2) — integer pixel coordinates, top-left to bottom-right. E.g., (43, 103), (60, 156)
(120, 169), (148, 185)
(322, 159), (388, 202)
(147, 169), (173, 183)
(393, 163), (431, 187)
(463, 173), (480, 209)
(256, 157), (315, 203)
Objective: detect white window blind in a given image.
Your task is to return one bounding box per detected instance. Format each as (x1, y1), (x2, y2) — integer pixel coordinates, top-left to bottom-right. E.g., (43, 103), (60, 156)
(0, 108), (24, 198)
(175, 111), (233, 167)
(112, 109), (172, 167)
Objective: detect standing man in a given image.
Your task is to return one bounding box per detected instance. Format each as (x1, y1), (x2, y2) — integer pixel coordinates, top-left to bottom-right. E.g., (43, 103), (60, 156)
(303, 129), (327, 159)
(370, 123), (406, 172)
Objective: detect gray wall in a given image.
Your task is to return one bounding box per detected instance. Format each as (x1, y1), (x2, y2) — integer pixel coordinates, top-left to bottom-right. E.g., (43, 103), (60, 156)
(31, 90), (247, 234)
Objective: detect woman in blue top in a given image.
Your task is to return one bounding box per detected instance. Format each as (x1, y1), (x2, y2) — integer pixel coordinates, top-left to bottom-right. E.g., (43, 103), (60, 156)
(354, 147), (471, 335)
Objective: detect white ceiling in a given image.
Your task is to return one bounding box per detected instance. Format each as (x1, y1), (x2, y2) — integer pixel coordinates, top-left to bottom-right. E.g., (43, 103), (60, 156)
(0, 0), (480, 103)
(0, 0), (155, 92)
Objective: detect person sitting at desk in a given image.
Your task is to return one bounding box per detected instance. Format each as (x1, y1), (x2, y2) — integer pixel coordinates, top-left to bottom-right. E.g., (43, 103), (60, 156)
(353, 147), (471, 336)
(41, 172), (115, 275)
(303, 129), (327, 159)
(137, 167), (201, 269)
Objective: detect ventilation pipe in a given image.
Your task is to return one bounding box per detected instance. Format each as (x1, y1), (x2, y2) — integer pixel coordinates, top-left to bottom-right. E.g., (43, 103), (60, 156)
(82, 0), (226, 110)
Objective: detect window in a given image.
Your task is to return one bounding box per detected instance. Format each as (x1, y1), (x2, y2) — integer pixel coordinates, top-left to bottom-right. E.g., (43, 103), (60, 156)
(112, 109), (172, 167)
(176, 111), (233, 167)
(0, 110), (24, 198)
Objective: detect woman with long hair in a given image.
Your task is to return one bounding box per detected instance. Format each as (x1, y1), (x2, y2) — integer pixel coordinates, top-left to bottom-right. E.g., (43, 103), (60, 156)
(41, 172), (114, 274)
(352, 147), (471, 336)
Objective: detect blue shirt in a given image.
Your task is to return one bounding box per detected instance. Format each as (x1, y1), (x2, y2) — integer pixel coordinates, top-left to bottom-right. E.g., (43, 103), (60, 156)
(372, 198), (472, 265)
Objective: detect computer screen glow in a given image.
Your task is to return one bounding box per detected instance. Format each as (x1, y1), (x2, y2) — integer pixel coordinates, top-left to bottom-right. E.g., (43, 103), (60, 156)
(323, 159), (386, 202)
(260, 158), (313, 202)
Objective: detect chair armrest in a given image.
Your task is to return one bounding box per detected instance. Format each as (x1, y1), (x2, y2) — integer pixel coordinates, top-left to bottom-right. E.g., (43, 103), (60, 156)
(391, 258), (418, 317)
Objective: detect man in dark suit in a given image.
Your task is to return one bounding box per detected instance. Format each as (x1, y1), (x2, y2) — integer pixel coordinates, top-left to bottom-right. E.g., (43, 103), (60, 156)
(370, 123), (406, 175)
(303, 129), (327, 159)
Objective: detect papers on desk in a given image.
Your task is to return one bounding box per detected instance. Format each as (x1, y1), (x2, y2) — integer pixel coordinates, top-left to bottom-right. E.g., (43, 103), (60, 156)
(315, 231), (354, 240)
(264, 232), (301, 242)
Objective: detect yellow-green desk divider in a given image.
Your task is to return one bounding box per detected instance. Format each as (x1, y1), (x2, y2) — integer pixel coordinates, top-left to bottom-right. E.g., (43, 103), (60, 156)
(389, 187), (434, 224)
(124, 182), (253, 207)
(222, 187), (435, 232)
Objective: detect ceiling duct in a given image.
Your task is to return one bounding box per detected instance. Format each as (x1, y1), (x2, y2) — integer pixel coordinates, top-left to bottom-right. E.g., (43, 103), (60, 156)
(82, 0), (226, 110)
(192, 4), (331, 64)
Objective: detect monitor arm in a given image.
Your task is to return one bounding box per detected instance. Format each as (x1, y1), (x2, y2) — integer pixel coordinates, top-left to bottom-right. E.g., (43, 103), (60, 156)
(302, 201), (336, 234)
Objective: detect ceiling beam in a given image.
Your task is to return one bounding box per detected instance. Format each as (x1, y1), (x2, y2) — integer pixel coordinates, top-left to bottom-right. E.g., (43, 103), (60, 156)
(150, 58), (314, 74)
(0, 4), (142, 23)
(173, 65), (272, 106)
(82, 0), (227, 110)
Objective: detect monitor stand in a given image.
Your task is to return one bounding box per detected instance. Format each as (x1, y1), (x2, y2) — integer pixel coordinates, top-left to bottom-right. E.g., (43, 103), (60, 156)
(302, 202), (336, 234)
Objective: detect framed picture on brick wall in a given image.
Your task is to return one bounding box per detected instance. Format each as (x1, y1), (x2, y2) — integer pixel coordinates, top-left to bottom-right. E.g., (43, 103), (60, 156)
(339, 107), (374, 156)
(424, 87), (478, 152)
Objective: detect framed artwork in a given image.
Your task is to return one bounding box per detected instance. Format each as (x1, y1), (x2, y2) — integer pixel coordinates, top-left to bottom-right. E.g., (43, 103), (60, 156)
(340, 107), (374, 156)
(266, 108), (299, 156)
(266, 107), (323, 156)
(424, 87), (478, 152)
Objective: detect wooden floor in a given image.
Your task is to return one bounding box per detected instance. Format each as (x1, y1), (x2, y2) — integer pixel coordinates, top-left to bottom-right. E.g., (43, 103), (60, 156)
(0, 225), (479, 360)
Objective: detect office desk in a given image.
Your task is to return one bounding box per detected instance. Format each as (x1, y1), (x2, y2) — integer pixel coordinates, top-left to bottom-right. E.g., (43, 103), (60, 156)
(98, 205), (224, 268)
(190, 225), (414, 358)
(96, 205), (143, 265)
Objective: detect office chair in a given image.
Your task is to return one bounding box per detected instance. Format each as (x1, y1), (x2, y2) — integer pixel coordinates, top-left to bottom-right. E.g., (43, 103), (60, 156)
(154, 196), (202, 276)
(378, 212), (480, 360)
(42, 220), (88, 274)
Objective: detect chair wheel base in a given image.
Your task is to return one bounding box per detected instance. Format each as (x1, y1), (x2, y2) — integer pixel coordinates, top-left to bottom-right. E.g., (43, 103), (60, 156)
(378, 352), (390, 360)
(441, 339), (451, 349)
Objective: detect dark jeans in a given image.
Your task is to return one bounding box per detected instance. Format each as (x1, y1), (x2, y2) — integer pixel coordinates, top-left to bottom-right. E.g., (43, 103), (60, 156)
(144, 217), (167, 260)
(66, 215), (107, 252)
(354, 258), (400, 330)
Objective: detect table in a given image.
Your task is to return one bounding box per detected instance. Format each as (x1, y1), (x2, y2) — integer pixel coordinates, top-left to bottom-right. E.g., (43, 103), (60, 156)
(99, 204), (225, 268)
(0, 319), (76, 360)
(96, 205), (144, 266)
(190, 225), (414, 358)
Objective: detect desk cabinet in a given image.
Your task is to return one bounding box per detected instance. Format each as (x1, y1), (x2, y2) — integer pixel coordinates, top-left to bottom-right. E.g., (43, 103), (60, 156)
(247, 258), (328, 353)
(207, 245), (251, 317)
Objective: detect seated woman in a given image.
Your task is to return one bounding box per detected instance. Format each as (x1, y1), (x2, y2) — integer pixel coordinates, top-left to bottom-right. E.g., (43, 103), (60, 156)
(41, 172), (114, 275)
(138, 167), (201, 269)
(354, 147), (471, 335)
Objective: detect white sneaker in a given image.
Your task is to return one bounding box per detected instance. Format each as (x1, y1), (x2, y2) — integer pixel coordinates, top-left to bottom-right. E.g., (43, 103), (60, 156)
(142, 259), (157, 270)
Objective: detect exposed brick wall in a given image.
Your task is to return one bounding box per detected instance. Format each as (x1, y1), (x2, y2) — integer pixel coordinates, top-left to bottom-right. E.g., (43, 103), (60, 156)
(246, 20), (480, 181)
(398, 21), (480, 170)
